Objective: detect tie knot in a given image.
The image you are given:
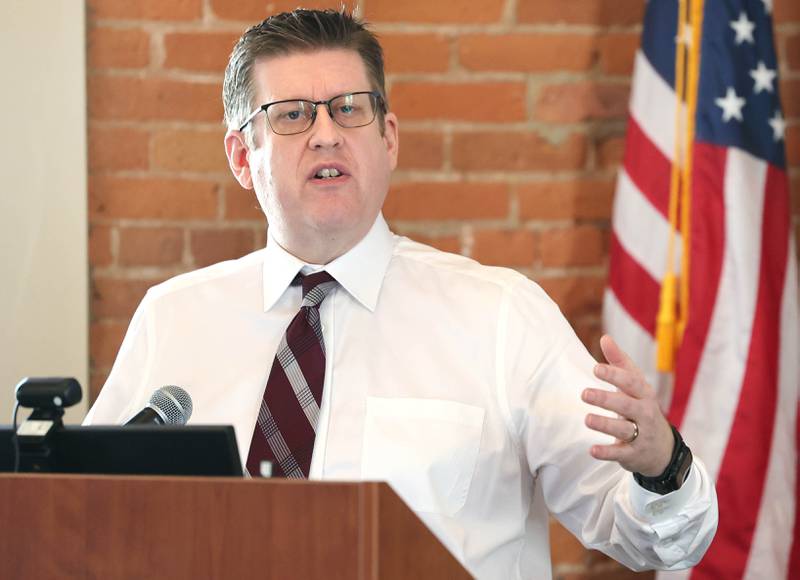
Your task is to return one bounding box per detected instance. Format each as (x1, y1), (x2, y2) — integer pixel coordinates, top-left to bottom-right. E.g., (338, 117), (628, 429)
(301, 271), (336, 307)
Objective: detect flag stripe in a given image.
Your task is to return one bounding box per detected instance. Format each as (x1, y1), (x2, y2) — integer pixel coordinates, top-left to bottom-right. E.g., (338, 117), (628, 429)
(608, 232), (660, 336)
(676, 147), (767, 476)
(668, 143), (728, 430)
(790, 403), (800, 578)
(629, 50), (683, 163)
(622, 117), (672, 218)
(602, 288), (660, 393)
(743, 167), (797, 580)
(613, 169), (681, 283)
(693, 154), (787, 578)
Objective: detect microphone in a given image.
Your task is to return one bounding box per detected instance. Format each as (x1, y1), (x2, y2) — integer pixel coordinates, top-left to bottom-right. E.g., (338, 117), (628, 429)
(124, 385), (193, 426)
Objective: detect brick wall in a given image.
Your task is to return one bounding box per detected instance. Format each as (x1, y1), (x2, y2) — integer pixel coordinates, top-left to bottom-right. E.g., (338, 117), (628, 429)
(86, 0), (800, 577)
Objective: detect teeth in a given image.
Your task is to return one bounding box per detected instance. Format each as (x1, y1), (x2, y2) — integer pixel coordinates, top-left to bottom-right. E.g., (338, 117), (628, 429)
(315, 167), (341, 179)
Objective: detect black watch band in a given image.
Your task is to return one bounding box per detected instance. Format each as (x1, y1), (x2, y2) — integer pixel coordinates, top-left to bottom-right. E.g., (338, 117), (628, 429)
(633, 425), (693, 495)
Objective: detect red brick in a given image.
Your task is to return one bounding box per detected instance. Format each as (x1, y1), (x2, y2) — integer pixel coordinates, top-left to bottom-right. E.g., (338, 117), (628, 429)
(88, 27), (149, 69)
(256, 227), (267, 249)
(118, 227), (184, 267)
(152, 129), (228, 173)
(781, 78), (800, 119)
(787, 125), (800, 166)
(403, 234), (461, 254)
(89, 176), (218, 220)
(452, 132), (587, 172)
(382, 34), (450, 74)
(518, 0), (646, 26)
(561, 565), (652, 580)
(89, 126), (149, 171)
(459, 34), (595, 73)
(92, 277), (159, 320)
(596, 134), (626, 170)
(90, 321), (128, 369)
(224, 183), (265, 221)
(163, 31), (240, 73)
(391, 82), (527, 122)
(88, 76), (222, 122)
(549, 519), (587, 566)
(87, 0), (202, 20)
(787, 34), (800, 72)
(191, 228), (257, 267)
(384, 182), (509, 220)
(90, 371), (109, 403)
(597, 33), (640, 75)
(366, 0), (504, 23)
(538, 275), (605, 319)
(536, 82), (630, 123)
(572, 318), (603, 357)
(540, 226), (606, 267)
(397, 131), (445, 171)
(89, 225), (113, 267)
(775, 0), (800, 22)
(210, 0), (358, 21)
(519, 180), (615, 221)
(472, 229), (537, 266)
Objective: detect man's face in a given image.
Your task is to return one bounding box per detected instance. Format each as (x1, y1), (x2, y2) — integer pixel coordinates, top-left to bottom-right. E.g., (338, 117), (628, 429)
(229, 49), (399, 262)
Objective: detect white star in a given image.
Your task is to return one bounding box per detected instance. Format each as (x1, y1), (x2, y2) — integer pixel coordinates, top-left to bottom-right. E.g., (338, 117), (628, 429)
(730, 11), (756, 45)
(750, 61), (777, 93)
(768, 111), (786, 141)
(715, 87), (746, 122)
(675, 24), (693, 47)
(761, 0), (772, 14)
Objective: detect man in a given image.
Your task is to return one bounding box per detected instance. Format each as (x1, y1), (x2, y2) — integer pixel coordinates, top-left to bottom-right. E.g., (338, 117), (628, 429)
(85, 9), (717, 578)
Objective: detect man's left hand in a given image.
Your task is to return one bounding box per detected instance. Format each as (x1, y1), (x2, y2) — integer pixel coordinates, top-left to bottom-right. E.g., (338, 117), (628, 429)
(581, 334), (674, 477)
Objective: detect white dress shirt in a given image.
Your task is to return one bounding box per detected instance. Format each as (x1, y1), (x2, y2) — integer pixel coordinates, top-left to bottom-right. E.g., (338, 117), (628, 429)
(85, 214), (717, 579)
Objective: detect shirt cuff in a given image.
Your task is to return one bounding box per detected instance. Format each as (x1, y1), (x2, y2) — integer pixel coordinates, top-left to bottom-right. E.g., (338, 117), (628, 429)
(628, 465), (701, 522)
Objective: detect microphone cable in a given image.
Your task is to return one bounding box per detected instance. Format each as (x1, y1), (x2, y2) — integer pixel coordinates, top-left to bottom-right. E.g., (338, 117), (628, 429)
(10, 401), (20, 473)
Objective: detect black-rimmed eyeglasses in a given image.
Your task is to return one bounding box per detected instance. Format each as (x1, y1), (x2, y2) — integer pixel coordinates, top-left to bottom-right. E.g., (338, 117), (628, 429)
(238, 91), (386, 136)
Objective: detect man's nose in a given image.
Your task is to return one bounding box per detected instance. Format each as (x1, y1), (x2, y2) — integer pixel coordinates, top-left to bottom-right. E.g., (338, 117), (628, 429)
(307, 105), (343, 149)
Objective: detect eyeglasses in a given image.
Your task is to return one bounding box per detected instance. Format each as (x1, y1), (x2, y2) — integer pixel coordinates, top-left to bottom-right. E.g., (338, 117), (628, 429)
(238, 91), (386, 136)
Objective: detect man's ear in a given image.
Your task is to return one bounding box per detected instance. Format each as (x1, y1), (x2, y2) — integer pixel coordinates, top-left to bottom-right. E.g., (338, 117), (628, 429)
(382, 112), (399, 171)
(224, 130), (253, 189)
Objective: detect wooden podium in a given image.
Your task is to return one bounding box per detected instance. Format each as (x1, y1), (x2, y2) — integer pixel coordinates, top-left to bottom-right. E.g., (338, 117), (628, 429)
(0, 474), (471, 579)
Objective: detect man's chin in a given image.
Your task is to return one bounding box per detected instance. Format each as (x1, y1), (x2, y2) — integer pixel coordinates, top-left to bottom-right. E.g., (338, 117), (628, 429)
(309, 211), (374, 244)
(308, 217), (361, 240)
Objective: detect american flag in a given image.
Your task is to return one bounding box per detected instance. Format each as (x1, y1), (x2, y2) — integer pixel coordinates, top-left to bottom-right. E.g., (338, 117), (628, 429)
(603, 0), (799, 578)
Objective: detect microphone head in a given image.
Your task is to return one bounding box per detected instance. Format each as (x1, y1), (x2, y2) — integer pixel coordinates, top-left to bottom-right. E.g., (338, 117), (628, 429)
(148, 385), (193, 425)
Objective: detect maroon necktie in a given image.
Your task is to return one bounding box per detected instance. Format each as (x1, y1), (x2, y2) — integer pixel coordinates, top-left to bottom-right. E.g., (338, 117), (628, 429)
(246, 271), (336, 478)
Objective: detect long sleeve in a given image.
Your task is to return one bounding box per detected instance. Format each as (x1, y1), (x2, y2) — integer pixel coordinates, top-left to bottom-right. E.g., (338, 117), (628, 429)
(504, 278), (718, 570)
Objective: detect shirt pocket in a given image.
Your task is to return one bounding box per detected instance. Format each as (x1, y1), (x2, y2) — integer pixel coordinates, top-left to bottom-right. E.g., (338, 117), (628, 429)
(361, 397), (485, 517)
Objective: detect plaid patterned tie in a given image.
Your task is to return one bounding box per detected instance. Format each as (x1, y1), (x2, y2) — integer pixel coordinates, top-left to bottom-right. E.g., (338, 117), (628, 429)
(246, 271), (337, 478)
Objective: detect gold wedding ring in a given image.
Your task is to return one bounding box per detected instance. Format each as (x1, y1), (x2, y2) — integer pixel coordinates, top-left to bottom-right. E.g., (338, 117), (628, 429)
(624, 420), (639, 444)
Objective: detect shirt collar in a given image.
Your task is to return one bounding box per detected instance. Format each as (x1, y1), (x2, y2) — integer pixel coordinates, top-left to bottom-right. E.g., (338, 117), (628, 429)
(262, 213), (395, 312)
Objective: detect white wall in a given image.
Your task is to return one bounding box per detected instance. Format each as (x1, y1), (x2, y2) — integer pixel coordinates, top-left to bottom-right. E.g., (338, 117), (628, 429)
(0, 1), (88, 424)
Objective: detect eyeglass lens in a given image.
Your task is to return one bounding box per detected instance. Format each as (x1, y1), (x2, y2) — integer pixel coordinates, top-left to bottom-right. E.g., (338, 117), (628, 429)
(266, 93), (378, 135)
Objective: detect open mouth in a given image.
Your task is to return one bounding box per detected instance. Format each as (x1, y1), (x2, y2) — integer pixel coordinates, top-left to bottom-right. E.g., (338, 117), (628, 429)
(313, 167), (343, 180)
(309, 162), (349, 183)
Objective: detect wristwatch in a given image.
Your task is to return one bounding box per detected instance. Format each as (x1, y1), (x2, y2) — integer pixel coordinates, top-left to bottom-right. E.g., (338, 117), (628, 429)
(633, 424), (693, 495)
